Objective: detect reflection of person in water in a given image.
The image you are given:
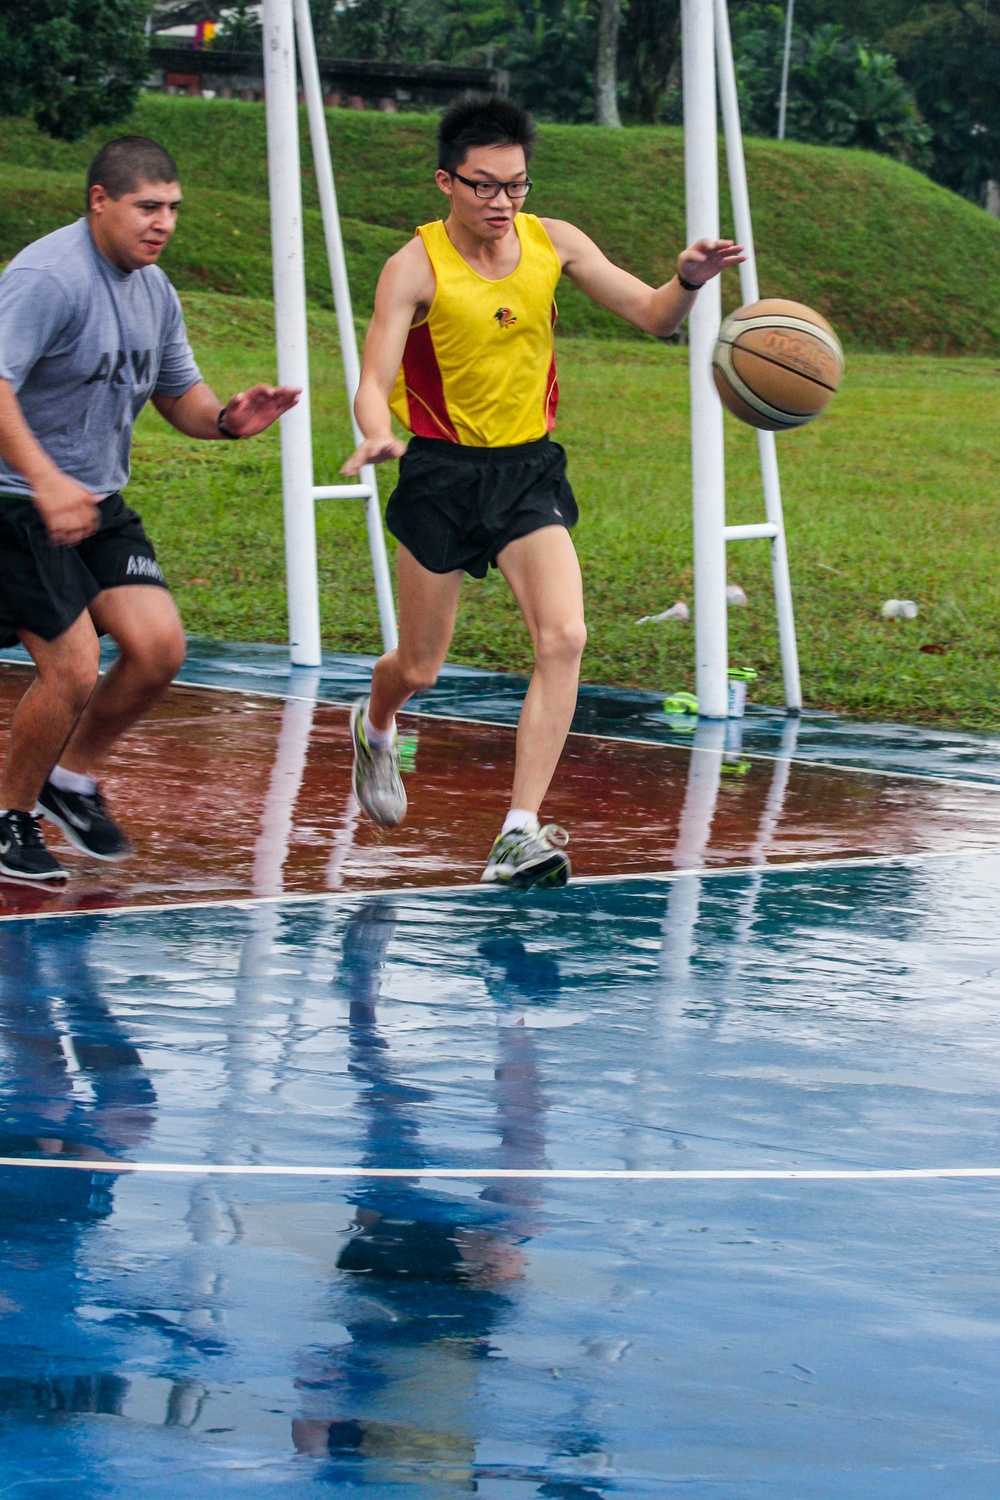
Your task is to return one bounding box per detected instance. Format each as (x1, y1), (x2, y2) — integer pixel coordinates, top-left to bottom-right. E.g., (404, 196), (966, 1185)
(0, 920), (156, 1418)
(292, 902), (555, 1484)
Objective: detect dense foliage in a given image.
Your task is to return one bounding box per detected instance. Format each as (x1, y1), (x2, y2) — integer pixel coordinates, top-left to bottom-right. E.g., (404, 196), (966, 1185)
(0, 0), (151, 142)
(731, 6), (932, 167)
(304, 0), (997, 201)
(4, 0), (997, 206)
(884, 6), (1000, 200)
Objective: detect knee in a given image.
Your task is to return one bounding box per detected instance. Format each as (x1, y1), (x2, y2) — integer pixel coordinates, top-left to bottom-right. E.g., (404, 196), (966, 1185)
(397, 658), (441, 697)
(536, 618), (587, 667)
(123, 623), (186, 689)
(64, 652), (101, 714)
(41, 641), (100, 715)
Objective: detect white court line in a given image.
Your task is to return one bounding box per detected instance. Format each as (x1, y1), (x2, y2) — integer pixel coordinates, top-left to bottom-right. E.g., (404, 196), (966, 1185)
(0, 1158), (998, 1181)
(0, 844), (993, 926)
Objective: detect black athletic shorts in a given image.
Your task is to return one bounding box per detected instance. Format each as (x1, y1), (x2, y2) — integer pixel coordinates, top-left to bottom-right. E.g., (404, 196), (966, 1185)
(0, 491), (167, 648)
(385, 434), (579, 579)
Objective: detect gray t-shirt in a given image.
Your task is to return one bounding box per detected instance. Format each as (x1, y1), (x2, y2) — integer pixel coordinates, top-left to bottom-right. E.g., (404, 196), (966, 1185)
(0, 217), (202, 499)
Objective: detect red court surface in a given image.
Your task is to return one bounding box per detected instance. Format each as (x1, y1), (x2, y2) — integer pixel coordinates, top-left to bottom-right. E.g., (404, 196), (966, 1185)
(2, 660), (1000, 918)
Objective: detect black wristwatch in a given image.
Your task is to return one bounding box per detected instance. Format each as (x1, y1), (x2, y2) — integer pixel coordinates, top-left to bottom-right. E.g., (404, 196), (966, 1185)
(677, 271), (702, 292)
(217, 406), (240, 439)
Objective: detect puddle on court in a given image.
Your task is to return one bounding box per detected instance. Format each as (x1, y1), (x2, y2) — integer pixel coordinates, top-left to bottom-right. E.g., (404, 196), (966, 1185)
(2, 861), (1000, 1494)
(3, 662), (1000, 918)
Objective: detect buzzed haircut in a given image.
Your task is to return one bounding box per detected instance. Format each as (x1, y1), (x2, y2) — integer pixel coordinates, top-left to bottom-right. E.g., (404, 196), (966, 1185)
(438, 94), (536, 176)
(86, 136), (180, 207)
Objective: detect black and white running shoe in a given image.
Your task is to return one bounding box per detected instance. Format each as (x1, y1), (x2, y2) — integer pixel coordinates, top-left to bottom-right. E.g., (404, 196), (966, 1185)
(480, 824), (571, 889)
(0, 810), (68, 883)
(36, 779), (132, 861)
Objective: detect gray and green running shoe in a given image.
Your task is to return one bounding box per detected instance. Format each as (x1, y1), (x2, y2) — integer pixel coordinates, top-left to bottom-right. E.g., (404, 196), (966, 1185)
(480, 824), (570, 889)
(350, 697), (407, 827)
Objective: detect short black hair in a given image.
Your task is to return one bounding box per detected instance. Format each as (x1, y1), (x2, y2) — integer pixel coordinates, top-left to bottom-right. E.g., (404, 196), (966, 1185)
(86, 137), (180, 208)
(437, 94), (536, 176)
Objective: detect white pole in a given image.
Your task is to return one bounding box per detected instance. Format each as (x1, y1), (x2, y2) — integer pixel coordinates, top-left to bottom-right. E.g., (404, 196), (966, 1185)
(715, 0), (760, 306)
(262, 0), (322, 667)
(292, 0), (398, 653)
(755, 429), (802, 710)
(715, 0), (802, 711)
(777, 0), (794, 141)
(682, 0), (728, 720)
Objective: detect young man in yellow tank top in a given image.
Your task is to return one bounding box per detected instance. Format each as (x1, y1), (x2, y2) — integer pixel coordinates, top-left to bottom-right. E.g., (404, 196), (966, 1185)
(343, 95), (743, 888)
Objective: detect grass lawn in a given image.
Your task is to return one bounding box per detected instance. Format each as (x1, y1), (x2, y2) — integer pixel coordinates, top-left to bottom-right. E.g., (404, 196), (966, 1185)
(132, 292), (1000, 729)
(3, 97), (1000, 352)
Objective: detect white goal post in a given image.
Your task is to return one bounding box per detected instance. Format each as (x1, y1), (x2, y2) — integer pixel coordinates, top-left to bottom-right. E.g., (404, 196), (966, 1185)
(261, 0), (800, 712)
(683, 0), (802, 716)
(261, 0), (397, 667)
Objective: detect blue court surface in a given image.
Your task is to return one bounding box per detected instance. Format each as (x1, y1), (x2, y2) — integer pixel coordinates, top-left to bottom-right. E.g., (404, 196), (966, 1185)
(2, 643), (1000, 1497)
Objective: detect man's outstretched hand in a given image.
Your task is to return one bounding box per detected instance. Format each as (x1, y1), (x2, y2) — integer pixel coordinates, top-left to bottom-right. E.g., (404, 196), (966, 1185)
(221, 384), (301, 437)
(677, 238), (746, 288)
(341, 434), (408, 477)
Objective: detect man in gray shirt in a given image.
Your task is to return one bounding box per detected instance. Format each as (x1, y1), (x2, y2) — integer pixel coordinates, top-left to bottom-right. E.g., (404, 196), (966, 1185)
(0, 135), (298, 883)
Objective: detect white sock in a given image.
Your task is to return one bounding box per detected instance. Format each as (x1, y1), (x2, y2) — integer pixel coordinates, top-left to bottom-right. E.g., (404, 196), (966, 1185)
(502, 808), (539, 837)
(49, 763), (97, 796)
(362, 709), (395, 752)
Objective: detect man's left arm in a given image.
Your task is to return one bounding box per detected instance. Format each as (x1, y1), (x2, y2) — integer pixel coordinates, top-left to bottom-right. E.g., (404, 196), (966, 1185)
(542, 220), (745, 339)
(150, 286), (299, 439)
(152, 380), (300, 440)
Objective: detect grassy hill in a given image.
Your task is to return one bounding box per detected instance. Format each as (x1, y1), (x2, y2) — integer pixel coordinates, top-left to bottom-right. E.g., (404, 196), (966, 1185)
(2, 95), (1000, 351)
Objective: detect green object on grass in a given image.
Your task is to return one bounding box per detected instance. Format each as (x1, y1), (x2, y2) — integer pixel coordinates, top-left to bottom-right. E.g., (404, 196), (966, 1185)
(728, 667), (759, 683)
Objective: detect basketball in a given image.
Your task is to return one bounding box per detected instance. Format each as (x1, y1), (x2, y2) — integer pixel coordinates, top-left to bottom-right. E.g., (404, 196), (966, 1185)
(712, 299), (844, 432)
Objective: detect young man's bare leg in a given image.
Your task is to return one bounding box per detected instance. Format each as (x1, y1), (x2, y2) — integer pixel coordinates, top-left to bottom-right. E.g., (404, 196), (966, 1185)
(0, 613), (101, 812)
(498, 525), (586, 814)
(57, 586), (185, 775)
(479, 526), (585, 888)
(353, 544), (463, 826)
(368, 544), (464, 730)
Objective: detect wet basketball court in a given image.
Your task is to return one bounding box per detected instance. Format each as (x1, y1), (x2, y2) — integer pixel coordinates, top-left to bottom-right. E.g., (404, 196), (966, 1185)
(1, 643), (999, 1496)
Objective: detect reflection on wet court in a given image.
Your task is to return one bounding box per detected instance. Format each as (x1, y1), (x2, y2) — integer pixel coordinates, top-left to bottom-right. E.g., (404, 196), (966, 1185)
(1, 649), (1000, 1496)
(3, 658), (1000, 917)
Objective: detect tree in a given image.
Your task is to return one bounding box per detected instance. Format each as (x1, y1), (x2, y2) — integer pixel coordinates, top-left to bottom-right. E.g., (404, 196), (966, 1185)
(215, 0), (262, 52)
(732, 9), (932, 168)
(309, 0), (460, 64)
(505, 0), (597, 123)
(0, 0), (151, 142)
(594, 0), (622, 126)
(886, 4), (1000, 201)
(620, 0), (681, 124)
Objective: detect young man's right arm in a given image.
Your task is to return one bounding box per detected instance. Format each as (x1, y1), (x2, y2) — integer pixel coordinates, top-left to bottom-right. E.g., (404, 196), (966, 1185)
(341, 240), (435, 477)
(0, 379), (99, 546)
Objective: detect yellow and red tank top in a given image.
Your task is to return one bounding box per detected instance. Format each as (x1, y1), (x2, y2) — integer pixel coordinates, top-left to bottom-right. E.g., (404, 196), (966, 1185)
(389, 214), (561, 448)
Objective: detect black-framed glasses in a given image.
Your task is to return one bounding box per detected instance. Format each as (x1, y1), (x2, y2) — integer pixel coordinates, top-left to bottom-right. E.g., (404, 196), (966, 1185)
(452, 171), (533, 200)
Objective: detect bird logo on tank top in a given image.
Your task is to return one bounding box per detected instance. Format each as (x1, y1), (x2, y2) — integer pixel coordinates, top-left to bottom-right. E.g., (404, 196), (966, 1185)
(493, 307), (517, 329)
